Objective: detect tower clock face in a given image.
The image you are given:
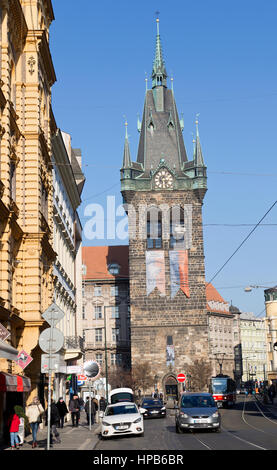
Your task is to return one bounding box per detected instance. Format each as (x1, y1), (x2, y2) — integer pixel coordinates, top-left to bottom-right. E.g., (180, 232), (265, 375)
(154, 169), (173, 189)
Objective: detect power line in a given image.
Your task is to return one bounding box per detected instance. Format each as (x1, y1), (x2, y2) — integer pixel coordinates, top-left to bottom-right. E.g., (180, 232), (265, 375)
(207, 198), (277, 287)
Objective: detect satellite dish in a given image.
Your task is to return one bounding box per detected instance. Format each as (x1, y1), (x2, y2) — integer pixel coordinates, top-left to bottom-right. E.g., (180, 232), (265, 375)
(84, 360), (101, 380)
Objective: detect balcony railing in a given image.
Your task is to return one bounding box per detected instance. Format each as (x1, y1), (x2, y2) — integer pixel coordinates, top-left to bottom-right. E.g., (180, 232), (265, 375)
(64, 335), (85, 352)
(85, 340), (130, 350)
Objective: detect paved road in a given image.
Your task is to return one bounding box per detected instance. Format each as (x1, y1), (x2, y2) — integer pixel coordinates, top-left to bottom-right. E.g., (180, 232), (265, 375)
(94, 396), (277, 450)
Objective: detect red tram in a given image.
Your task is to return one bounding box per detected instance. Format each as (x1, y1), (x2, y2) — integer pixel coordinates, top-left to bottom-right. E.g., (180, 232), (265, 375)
(209, 375), (236, 408)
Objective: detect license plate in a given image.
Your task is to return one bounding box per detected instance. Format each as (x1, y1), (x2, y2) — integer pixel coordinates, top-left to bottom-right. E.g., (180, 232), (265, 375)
(151, 411), (159, 414)
(116, 425), (128, 430)
(193, 419), (208, 424)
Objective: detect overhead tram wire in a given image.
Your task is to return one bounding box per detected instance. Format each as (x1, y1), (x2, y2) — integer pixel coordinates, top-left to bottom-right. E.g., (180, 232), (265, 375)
(207, 198), (277, 288)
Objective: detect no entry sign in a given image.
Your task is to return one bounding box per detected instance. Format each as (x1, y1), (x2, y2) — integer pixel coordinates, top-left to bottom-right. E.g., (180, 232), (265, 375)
(177, 373), (186, 383)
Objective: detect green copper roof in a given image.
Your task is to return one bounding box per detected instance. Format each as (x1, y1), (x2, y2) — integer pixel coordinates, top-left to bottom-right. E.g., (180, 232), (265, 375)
(121, 121), (131, 169)
(152, 19), (167, 88)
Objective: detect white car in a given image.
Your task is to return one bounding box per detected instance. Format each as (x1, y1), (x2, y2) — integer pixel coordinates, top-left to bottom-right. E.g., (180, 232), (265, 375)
(101, 402), (144, 438)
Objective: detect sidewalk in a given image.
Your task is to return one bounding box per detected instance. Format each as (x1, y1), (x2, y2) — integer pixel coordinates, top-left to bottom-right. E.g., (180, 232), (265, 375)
(2, 411), (101, 451)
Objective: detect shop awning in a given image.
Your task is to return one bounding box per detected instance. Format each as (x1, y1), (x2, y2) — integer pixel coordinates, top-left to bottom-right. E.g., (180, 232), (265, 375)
(0, 372), (31, 392)
(0, 339), (19, 361)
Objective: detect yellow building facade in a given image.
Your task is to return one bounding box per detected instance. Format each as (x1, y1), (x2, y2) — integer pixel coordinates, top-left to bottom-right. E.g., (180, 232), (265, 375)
(0, 0), (56, 413)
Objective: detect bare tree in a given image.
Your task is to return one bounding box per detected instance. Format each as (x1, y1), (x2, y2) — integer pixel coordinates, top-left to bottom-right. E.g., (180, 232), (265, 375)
(131, 361), (155, 395)
(186, 359), (212, 392)
(108, 366), (132, 390)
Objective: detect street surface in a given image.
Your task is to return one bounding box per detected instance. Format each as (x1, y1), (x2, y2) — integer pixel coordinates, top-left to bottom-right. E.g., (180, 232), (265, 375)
(94, 396), (277, 450)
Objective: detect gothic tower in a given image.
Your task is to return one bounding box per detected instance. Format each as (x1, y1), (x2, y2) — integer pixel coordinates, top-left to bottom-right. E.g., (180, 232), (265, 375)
(120, 19), (209, 397)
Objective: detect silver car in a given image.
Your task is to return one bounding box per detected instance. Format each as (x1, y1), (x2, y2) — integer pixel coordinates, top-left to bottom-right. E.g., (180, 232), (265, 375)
(175, 392), (221, 433)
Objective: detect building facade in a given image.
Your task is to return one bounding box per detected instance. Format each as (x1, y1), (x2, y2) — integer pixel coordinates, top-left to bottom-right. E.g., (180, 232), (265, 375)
(51, 129), (85, 400)
(240, 313), (267, 383)
(120, 19), (209, 397)
(206, 284), (236, 379)
(82, 246), (130, 372)
(264, 287), (277, 385)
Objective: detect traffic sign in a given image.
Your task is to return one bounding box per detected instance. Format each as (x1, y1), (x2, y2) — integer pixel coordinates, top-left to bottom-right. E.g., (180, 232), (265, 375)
(42, 303), (65, 328)
(39, 328), (64, 353)
(78, 374), (87, 382)
(0, 323), (10, 342)
(41, 354), (62, 374)
(177, 373), (186, 383)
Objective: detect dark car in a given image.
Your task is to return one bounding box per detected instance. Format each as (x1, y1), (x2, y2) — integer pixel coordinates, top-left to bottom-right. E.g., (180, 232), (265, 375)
(175, 392), (221, 433)
(140, 398), (166, 418)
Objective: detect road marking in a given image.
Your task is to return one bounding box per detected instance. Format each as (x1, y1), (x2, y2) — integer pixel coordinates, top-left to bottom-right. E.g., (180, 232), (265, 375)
(221, 424), (267, 450)
(242, 397), (267, 434)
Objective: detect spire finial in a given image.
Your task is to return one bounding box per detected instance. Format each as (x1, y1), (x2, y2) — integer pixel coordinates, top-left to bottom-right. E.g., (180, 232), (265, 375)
(152, 13), (167, 88)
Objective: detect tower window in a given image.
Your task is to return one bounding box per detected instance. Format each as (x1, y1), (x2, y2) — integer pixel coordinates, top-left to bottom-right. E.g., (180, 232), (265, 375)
(147, 209), (163, 249)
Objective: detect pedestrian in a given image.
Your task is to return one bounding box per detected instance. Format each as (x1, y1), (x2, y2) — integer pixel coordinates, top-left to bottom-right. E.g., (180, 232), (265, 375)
(92, 396), (99, 423)
(45, 400), (61, 445)
(69, 393), (81, 427)
(268, 384), (276, 404)
(99, 396), (106, 412)
(25, 397), (44, 448)
(85, 397), (96, 425)
(56, 397), (68, 428)
(7, 407), (20, 450)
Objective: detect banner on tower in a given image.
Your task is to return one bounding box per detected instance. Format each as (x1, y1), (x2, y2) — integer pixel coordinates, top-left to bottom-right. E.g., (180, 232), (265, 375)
(169, 250), (190, 298)
(146, 251), (165, 296)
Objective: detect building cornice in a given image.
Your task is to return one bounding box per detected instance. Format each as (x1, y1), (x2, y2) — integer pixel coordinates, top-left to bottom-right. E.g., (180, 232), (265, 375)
(52, 129), (81, 210)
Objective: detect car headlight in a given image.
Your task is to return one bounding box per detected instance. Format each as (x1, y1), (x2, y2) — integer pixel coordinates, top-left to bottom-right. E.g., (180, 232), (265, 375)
(180, 412), (189, 418)
(161, 407), (166, 411)
(102, 421), (111, 426)
(134, 417), (142, 423)
(211, 411), (219, 418)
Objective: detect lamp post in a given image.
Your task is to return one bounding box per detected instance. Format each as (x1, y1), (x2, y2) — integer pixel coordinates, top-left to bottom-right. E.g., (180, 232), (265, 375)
(215, 352), (226, 375)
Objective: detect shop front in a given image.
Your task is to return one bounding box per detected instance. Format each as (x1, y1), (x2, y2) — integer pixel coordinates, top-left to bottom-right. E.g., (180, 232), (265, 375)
(0, 372), (31, 445)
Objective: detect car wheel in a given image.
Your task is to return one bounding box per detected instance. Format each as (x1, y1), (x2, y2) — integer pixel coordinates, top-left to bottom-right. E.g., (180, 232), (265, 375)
(214, 427), (221, 433)
(175, 422), (181, 434)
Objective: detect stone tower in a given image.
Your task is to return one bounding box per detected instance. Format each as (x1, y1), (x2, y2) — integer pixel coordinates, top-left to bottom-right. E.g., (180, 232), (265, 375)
(120, 19), (209, 397)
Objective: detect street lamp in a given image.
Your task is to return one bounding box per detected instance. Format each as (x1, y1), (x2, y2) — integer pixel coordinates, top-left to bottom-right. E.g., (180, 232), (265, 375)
(214, 352), (226, 375)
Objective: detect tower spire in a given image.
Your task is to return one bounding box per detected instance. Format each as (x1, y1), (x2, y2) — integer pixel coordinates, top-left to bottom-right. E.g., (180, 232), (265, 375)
(122, 120), (131, 169)
(194, 115), (205, 167)
(152, 17), (167, 88)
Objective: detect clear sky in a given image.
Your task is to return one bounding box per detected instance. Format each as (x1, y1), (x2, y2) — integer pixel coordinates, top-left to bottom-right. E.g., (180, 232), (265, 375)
(50, 0), (277, 316)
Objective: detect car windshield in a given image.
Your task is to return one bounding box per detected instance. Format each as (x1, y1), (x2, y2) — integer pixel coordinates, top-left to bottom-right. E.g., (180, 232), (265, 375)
(110, 393), (133, 404)
(105, 404), (138, 416)
(142, 399), (162, 406)
(181, 395), (216, 408)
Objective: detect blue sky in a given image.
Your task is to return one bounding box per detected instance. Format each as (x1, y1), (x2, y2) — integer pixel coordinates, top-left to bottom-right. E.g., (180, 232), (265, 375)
(50, 0), (277, 316)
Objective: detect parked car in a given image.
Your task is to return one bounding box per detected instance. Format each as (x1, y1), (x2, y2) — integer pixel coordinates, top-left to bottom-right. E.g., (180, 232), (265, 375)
(140, 398), (166, 418)
(175, 392), (221, 433)
(101, 402), (144, 438)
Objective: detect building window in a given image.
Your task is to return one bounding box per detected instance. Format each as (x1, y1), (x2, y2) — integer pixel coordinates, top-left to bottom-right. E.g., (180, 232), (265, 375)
(10, 161), (16, 201)
(110, 285), (119, 297)
(111, 353), (122, 366)
(111, 306), (119, 319)
(94, 286), (102, 297)
(82, 305), (86, 320)
(112, 328), (120, 343)
(96, 353), (103, 365)
(95, 328), (102, 343)
(41, 181), (48, 221)
(95, 306), (102, 320)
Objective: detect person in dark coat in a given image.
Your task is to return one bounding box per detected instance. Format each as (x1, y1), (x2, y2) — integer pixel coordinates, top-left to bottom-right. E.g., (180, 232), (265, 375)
(85, 397), (96, 425)
(268, 384), (276, 404)
(45, 401), (61, 445)
(56, 397), (68, 428)
(99, 397), (106, 412)
(69, 394), (81, 427)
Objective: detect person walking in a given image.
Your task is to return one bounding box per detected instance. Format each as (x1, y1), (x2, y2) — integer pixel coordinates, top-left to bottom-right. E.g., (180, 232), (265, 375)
(69, 394), (81, 427)
(99, 396), (106, 412)
(25, 397), (44, 448)
(92, 396), (99, 423)
(85, 397), (96, 425)
(56, 397), (68, 428)
(268, 384), (276, 404)
(7, 407), (20, 449)
(45, 400), (61, 446)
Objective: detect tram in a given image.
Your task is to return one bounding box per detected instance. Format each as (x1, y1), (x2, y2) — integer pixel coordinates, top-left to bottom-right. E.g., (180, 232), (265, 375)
(209, 375), (236, 408)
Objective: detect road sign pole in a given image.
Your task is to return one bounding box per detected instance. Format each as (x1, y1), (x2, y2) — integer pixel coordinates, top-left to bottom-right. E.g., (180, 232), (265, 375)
(89, 380), (92, 431)
(47, 321), (54, 451)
